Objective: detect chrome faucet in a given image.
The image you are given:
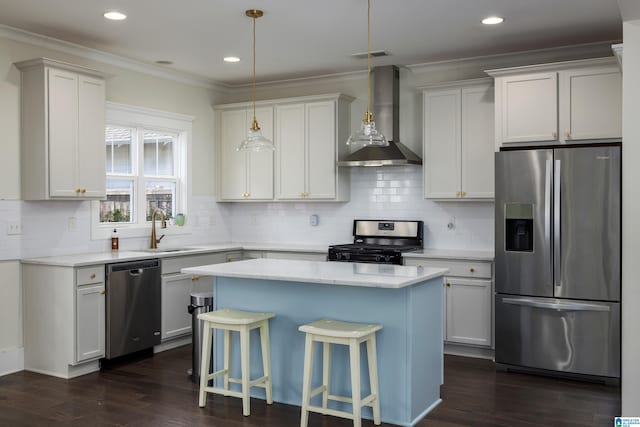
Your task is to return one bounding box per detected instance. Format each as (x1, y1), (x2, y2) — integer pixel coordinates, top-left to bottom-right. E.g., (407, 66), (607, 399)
(150, 209), (167, 249)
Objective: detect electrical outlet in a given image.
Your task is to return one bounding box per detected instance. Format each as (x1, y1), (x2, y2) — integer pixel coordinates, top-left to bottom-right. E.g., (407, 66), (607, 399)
(7, 220), (22, 235)
(68, 217), (77, 232)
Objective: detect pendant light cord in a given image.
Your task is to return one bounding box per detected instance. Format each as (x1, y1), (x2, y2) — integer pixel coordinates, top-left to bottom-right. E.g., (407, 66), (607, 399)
(252, 15), (258, 129)
(366, 0), (372, 123)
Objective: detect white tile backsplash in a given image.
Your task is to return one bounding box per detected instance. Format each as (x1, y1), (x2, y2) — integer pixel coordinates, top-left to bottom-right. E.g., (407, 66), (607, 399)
(0, 166), (494, 261)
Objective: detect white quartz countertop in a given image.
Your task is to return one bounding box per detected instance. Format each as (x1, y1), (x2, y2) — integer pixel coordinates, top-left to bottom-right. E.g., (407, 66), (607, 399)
(182, 258), (448, 289)
(20, 241), (493, 267)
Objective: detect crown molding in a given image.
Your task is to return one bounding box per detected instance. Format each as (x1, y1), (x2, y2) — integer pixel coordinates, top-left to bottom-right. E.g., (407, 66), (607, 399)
(485, 56), (617, 77)
(0, 24), (232, 93)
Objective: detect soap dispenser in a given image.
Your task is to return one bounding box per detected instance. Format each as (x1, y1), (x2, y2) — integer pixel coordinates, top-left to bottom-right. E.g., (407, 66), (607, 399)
(111, 228), (119, 251)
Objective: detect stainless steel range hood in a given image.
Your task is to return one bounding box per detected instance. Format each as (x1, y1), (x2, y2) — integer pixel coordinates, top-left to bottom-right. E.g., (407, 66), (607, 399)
(339, 65), (422, 167)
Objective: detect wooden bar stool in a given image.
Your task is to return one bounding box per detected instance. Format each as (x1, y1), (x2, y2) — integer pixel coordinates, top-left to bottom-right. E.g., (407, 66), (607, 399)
(197, 308), (275, 416)
(298, 319), (382, 427)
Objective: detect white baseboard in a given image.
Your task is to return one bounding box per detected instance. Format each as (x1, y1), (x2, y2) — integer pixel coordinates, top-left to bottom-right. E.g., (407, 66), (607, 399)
(444, 342), (495, 360)
(154, 336), (191, 353)
(0, 347), (24, 376)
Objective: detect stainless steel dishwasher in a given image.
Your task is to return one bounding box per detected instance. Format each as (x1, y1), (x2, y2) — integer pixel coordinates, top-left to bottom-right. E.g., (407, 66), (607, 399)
(105, 259), (161, 359)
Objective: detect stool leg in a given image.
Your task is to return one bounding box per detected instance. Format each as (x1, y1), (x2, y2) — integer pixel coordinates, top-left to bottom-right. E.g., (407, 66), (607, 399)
(366, 335), (381, 425)
(223, 329), (231, 393)
(259, 322), (273, 404)
(349, 340), (362, 427)
(300, 333), (315, 427)
(198, 322), (212, 408)
(240, 326), (251, 416)
(322, 342), (331, 410)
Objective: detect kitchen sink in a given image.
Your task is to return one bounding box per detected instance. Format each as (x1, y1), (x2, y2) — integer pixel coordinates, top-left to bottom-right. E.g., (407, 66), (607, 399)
(138, 247), (202, 253)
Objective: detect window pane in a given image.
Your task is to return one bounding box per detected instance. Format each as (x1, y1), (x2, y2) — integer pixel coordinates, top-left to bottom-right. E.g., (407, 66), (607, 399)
(146, 181), (176, 220)
(144, 130), (175, 176)
(100, 179), (134, 223)
(105, 126), (132, 174)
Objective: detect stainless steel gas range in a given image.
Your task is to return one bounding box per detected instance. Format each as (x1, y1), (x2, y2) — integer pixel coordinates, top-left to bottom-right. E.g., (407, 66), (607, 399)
(328, 220), (423, 265)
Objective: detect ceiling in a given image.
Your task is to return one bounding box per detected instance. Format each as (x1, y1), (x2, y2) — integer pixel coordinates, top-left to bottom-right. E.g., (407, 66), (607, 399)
(0, 0), (622, 86)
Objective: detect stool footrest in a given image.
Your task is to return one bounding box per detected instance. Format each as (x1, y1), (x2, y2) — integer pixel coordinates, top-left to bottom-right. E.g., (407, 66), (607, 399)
(307, 405), (356, 420)
(309, 385), (327, 398)
(228, 375), (269, 387)
(325, 393), (376, 406)
(206, 368), (229, 381)
(202, 386), (243, 399)
(327, 393), (352, 404)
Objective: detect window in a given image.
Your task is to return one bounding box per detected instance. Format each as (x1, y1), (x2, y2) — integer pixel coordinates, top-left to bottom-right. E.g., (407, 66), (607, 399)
(92, 103), (193, 240)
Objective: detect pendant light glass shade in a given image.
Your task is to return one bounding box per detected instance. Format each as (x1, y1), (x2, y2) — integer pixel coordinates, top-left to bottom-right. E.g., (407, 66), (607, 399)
(238, 9), (274, 152)
(346, 0), (388, 148)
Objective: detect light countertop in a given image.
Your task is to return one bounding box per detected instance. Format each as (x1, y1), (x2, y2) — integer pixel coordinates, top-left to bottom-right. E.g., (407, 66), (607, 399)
(182, 258), (448, 289)
(20, 242), (493, 267)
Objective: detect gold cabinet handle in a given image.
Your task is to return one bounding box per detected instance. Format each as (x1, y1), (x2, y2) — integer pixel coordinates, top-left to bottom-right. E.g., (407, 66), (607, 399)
(191, 275), (200, 281)
(75, 188), (81, 193)
(90, 274), (96, 279)
(552, 131), (557, 139)
(100, 290), (106, 295)
(564, 131), (571, 139)
(469, 268), (475, 273)
(455, 191), (461, 197)
(461, 191), (467, 197)
(81, 188), (87, 194)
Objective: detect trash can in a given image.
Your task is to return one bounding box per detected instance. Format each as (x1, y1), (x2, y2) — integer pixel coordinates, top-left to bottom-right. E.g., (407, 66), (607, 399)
(187, 292), (214, 384)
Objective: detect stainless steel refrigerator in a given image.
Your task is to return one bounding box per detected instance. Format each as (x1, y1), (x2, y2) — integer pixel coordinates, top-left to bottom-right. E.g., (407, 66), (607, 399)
(495, 145), (620, 383)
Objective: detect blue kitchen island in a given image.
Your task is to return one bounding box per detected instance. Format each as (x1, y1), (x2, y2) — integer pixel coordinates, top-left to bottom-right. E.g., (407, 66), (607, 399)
(182, 258), (447, 427)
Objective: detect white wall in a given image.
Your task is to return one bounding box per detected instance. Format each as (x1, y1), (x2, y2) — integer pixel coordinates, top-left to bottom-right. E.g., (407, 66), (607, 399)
(621, 19), (640, 416)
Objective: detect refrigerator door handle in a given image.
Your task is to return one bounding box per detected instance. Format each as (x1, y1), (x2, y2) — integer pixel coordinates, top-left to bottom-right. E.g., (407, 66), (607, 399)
(544, 159), (552, 286)
(554, 159), (561, 289)
(501, 297), (610, 312)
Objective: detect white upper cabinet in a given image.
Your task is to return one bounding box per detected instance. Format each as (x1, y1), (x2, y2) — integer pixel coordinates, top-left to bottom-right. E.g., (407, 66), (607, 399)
(488, 57), (621, 149)
(216, 93), (352, 202)
(423, 80), (494, 200)
(16, 58), (106, 200)
(218, 106), (274, 201)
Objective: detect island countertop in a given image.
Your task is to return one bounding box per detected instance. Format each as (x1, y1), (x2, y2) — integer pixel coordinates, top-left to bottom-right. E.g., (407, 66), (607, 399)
(181, 258), (448, 289)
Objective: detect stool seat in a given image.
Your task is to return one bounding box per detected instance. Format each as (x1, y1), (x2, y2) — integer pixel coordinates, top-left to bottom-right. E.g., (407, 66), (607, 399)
(299, 319), (382, 338)
(198, 308), (275, 325)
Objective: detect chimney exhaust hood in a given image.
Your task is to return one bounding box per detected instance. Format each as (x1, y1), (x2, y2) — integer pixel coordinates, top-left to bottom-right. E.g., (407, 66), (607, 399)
(339, 65), (422, 167)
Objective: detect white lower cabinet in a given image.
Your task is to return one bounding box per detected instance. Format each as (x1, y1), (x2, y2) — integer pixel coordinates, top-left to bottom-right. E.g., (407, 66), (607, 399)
(76, 283), (106, 362)
(404, 257), (494, 351)
(445, 278), (492, 346)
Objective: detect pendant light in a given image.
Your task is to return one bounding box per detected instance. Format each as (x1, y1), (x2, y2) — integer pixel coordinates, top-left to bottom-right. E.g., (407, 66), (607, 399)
(238, 9), (275, 152)
(346, 0), (388, 148)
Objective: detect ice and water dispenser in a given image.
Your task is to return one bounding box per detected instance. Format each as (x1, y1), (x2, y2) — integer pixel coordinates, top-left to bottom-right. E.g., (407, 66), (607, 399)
(504, 203), (533, 252)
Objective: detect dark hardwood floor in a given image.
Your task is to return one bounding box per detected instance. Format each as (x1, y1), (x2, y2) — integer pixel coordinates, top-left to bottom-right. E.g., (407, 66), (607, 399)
(0, 345), (620, 427)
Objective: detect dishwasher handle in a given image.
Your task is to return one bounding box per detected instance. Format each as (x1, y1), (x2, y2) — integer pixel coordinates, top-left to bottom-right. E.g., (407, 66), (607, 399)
(129, 269), (144, 276)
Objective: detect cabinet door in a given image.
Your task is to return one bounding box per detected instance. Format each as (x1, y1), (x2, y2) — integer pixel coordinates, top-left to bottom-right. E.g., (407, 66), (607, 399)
(461, 85), (495, 198)
(219, 109), (248, 200)
(445, 278), (492, 346)
(161, 273), (193, 341)
(76, 284), (106, 362)
(77, 75), (106, 198)
(500, 72), (558, 143)
(424, 89), (461, 198)
(306, 101), (336, 199)
(247, 106), (274, 200)
(48, 68), (79, 198)
(559, 67), (621, 142)
(276, 103), (306, 199)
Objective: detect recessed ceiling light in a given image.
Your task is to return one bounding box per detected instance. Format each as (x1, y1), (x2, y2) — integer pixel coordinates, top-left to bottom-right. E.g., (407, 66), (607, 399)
(224, 57), (241, 63)
(155, 60), (173, 65)
(482, 16), (504, 25)
(103, 11), (127, 21)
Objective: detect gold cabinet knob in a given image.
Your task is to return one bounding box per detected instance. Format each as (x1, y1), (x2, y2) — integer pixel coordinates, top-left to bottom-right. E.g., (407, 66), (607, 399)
(456, 191), (461, 197)
(90, 274), (96, 279)
(81, 189), (87, 193)
(469, 268), (475, 273)
(100, 290), (106, 295)
(564, 131), (571, 139)
(552, 131), (557, 139)
(191, 275), (200, 281)
(75, 188), (81, 193)
(246, 192), (250, 197)
(461, 191), (467, 197)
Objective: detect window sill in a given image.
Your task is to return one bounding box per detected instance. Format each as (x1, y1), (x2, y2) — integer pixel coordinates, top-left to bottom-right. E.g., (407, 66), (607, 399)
(91, 222), (192, 240)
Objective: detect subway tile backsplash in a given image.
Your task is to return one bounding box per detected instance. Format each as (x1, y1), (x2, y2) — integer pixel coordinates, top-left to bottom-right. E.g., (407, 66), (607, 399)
(0, 166), (494, 260)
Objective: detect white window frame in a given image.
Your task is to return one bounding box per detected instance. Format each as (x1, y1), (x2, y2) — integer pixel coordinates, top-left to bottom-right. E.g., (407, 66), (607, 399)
(91, 102), (193, 240)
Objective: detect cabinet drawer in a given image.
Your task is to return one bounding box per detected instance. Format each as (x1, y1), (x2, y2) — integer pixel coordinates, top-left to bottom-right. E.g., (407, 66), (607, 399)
(76, 265), (105, 286)
(161, 253), (227, 275)
(405, 258), (492, 279)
